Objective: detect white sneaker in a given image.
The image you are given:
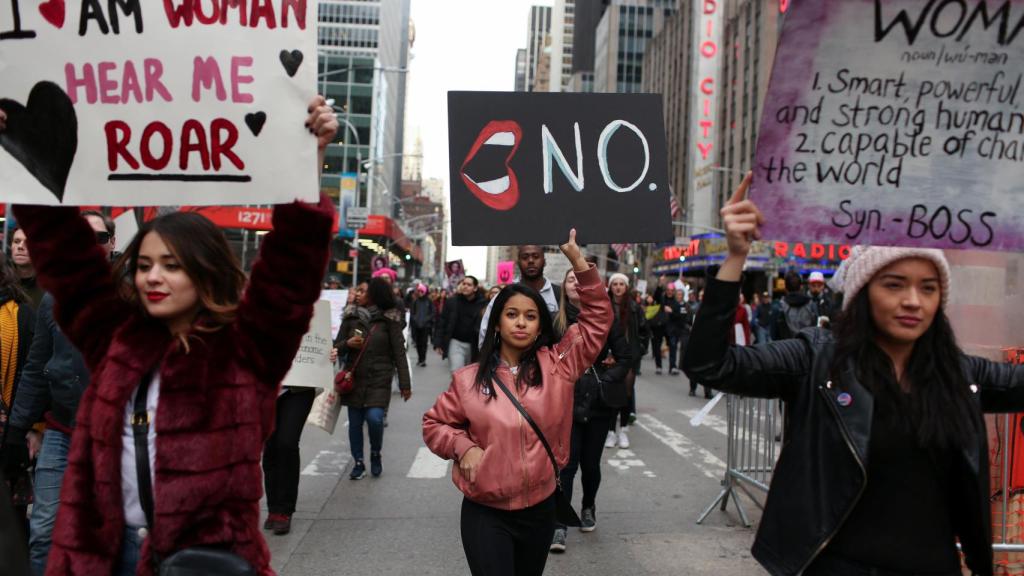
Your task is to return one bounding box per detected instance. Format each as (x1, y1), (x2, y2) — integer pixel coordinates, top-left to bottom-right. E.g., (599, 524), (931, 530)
(617, 429), (630, 449)
(604, 430), (617, 448)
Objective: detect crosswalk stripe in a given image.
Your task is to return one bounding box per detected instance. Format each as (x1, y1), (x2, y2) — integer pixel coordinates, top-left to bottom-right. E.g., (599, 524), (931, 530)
(406, 447), (450, 479)
(301, 450), (350, 476)
(635, 414), (726, 480)
(680, 409), (728, 436)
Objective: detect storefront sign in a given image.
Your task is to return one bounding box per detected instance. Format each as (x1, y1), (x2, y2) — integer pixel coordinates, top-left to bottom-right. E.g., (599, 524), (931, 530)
(0, 1), (316, 206)
(661, 238), (851, 262)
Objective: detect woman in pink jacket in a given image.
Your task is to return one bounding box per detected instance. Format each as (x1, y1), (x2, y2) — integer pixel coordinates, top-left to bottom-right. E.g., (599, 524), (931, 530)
(423, 230), (612, 576)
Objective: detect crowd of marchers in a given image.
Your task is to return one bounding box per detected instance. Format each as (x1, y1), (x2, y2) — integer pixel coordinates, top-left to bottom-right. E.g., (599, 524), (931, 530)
(3, 98), (1024, 576)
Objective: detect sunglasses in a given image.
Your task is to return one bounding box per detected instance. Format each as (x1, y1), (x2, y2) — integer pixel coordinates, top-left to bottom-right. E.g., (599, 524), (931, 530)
(95, 231), (112, 245)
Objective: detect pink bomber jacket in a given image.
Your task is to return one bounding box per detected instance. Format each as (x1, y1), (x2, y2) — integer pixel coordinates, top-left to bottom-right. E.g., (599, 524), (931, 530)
(422, 266), (611, 510)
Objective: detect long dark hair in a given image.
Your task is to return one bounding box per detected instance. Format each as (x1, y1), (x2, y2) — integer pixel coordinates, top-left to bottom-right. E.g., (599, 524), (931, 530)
(608, 286), (632, 342)
(830, 289), (977, 449)
(366, 277), (396, 310)
(0, 256), (27, 304)
(116, 212), (246, 332)
(475, 284), (557, 399)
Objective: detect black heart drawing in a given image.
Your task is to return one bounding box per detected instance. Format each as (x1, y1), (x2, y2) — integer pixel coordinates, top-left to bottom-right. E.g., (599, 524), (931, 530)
(245, 112), (267, 137)
(0, 81), (78, 203)
(279, 50), (303, 77)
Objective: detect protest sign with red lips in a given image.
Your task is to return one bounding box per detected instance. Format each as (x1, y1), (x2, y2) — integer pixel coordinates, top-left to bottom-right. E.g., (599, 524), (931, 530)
(448, 91), (673, 246)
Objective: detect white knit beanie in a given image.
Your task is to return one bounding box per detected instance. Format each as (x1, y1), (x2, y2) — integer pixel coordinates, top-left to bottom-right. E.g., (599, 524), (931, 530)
(607, 273), (630, 288)
(830, 246), (951, 311)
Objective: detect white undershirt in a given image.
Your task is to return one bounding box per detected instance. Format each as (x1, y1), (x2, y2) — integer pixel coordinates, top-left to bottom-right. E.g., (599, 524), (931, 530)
(122, 373), (160, 528)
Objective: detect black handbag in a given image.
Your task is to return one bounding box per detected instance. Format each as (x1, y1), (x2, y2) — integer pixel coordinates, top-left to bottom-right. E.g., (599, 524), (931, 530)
(492, 377), (582, 528)
(580, 367), (629, 414)
(132, 373), (257, 576)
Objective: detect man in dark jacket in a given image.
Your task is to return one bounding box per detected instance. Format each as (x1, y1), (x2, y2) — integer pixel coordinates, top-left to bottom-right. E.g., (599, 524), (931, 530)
(409, 285), (435, 367)
(772, 271), (819, 341)
(436, 276), (487, 371)
(663, 284), (687, 375)
(6, 211), (113, 574)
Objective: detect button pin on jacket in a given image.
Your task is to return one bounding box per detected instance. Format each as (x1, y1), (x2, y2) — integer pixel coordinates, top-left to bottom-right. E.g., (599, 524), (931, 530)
(836, 392), (852, 407)
(969, 384), (979, 394)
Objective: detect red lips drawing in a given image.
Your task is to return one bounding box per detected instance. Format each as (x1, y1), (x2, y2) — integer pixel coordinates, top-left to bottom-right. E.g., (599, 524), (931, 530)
(460, 120), (522, 211)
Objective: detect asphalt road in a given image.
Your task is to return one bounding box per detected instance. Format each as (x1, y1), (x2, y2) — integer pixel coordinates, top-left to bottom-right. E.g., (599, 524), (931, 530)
(263, 353), (767, 576)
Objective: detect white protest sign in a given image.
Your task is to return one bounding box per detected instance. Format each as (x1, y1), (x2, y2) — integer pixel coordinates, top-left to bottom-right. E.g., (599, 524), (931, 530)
(112, 209), (138, 253)
(754, 0), (1024, 251)
(320, 289), (349, 341)
(636, 279), (648, 295)
(282, 300), (334, 389)
(0, 1), (317, 206)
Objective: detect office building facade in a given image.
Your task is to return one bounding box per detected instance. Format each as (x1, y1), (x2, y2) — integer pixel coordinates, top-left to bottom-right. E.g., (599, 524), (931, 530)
(714, 0), (783, 212)
(594, 0), (676, 94)
(515, 49), (528, 91)
(317, 0), (411, 217)
(525, 6), (552, 91)
(549, 0), (576, 92)
(642, 6), (691, 233)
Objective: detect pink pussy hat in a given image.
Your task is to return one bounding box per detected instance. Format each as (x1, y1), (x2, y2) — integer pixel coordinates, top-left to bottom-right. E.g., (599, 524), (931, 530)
(829, 246), (951, 312)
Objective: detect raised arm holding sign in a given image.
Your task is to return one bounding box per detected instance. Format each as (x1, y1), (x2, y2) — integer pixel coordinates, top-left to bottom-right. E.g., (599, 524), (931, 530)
(1, 96), (336, 574)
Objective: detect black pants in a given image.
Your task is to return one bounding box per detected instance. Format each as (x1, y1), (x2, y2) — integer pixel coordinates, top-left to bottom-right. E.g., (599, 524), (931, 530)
(611, 369), (638, 428)
(650, 327), (665, 368)
(559, 414), (611, 525)
(262, 387), (316, 515)
(461, 494), (556, 576)
(411, 326), (430, 364)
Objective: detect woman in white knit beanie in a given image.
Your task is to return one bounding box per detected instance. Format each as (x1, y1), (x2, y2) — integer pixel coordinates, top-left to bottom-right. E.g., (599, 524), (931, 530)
(683, 174), (1024, 576)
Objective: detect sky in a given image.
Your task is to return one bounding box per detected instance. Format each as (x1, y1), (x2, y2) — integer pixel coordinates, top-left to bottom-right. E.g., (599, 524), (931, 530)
(405, 0), (552, 279)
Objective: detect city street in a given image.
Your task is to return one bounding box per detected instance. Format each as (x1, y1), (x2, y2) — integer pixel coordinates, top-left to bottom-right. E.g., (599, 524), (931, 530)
(264, 355), (764, 576)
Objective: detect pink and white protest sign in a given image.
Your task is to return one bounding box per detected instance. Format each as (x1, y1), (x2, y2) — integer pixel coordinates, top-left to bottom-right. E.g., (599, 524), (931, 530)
(752, 0), (1024, 251)
(496, 260), (515, 285)
(0, 1), (317, 206)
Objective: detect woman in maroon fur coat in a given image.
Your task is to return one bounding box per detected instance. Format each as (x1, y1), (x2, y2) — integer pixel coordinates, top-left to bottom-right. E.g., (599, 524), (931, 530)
(0, 98), (338, 576)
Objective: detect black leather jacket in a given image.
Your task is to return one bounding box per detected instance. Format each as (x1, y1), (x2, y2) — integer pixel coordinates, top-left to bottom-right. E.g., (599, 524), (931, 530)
(684, 278), (1024, 576)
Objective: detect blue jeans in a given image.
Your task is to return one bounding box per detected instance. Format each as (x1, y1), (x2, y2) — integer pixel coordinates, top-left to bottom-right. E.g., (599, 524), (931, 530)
(114, 525), (144, 576)
(347, 406), (385, 462)
(29, 429), (71, 575)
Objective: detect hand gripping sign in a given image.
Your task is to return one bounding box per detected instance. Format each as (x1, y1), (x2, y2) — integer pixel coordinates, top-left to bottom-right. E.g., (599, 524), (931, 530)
(448, 91), (674, 246)
(0, 0), (317, 206)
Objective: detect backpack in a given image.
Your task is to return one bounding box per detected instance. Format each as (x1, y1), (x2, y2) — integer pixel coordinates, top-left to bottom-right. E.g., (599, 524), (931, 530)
(776, 299), (819, 340)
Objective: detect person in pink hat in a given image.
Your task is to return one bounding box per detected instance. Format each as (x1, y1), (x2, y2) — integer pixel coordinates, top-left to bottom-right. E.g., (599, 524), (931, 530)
(684, 174), (1024, 576)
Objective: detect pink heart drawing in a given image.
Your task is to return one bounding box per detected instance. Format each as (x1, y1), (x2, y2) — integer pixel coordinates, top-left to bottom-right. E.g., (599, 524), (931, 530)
(38, 0), (66, 29)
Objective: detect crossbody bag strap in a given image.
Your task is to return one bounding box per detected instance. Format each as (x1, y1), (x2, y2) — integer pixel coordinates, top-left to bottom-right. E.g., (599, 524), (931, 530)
(348, 323), (378, 371)
(132, 371), (156, 532)
(492, 376), (561, 485)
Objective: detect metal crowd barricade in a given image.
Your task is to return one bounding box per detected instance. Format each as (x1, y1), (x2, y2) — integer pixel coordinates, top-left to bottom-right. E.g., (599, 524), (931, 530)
(990, 347), (1024, 574)
(697, 394), (781, 527)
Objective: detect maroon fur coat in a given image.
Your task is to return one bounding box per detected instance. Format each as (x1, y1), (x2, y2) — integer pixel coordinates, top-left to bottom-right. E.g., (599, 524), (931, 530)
(13, 196), (333, 576)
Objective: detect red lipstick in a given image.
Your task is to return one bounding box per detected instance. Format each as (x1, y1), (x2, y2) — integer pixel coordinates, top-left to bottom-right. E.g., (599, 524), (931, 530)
(146, 292), (168, 303)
